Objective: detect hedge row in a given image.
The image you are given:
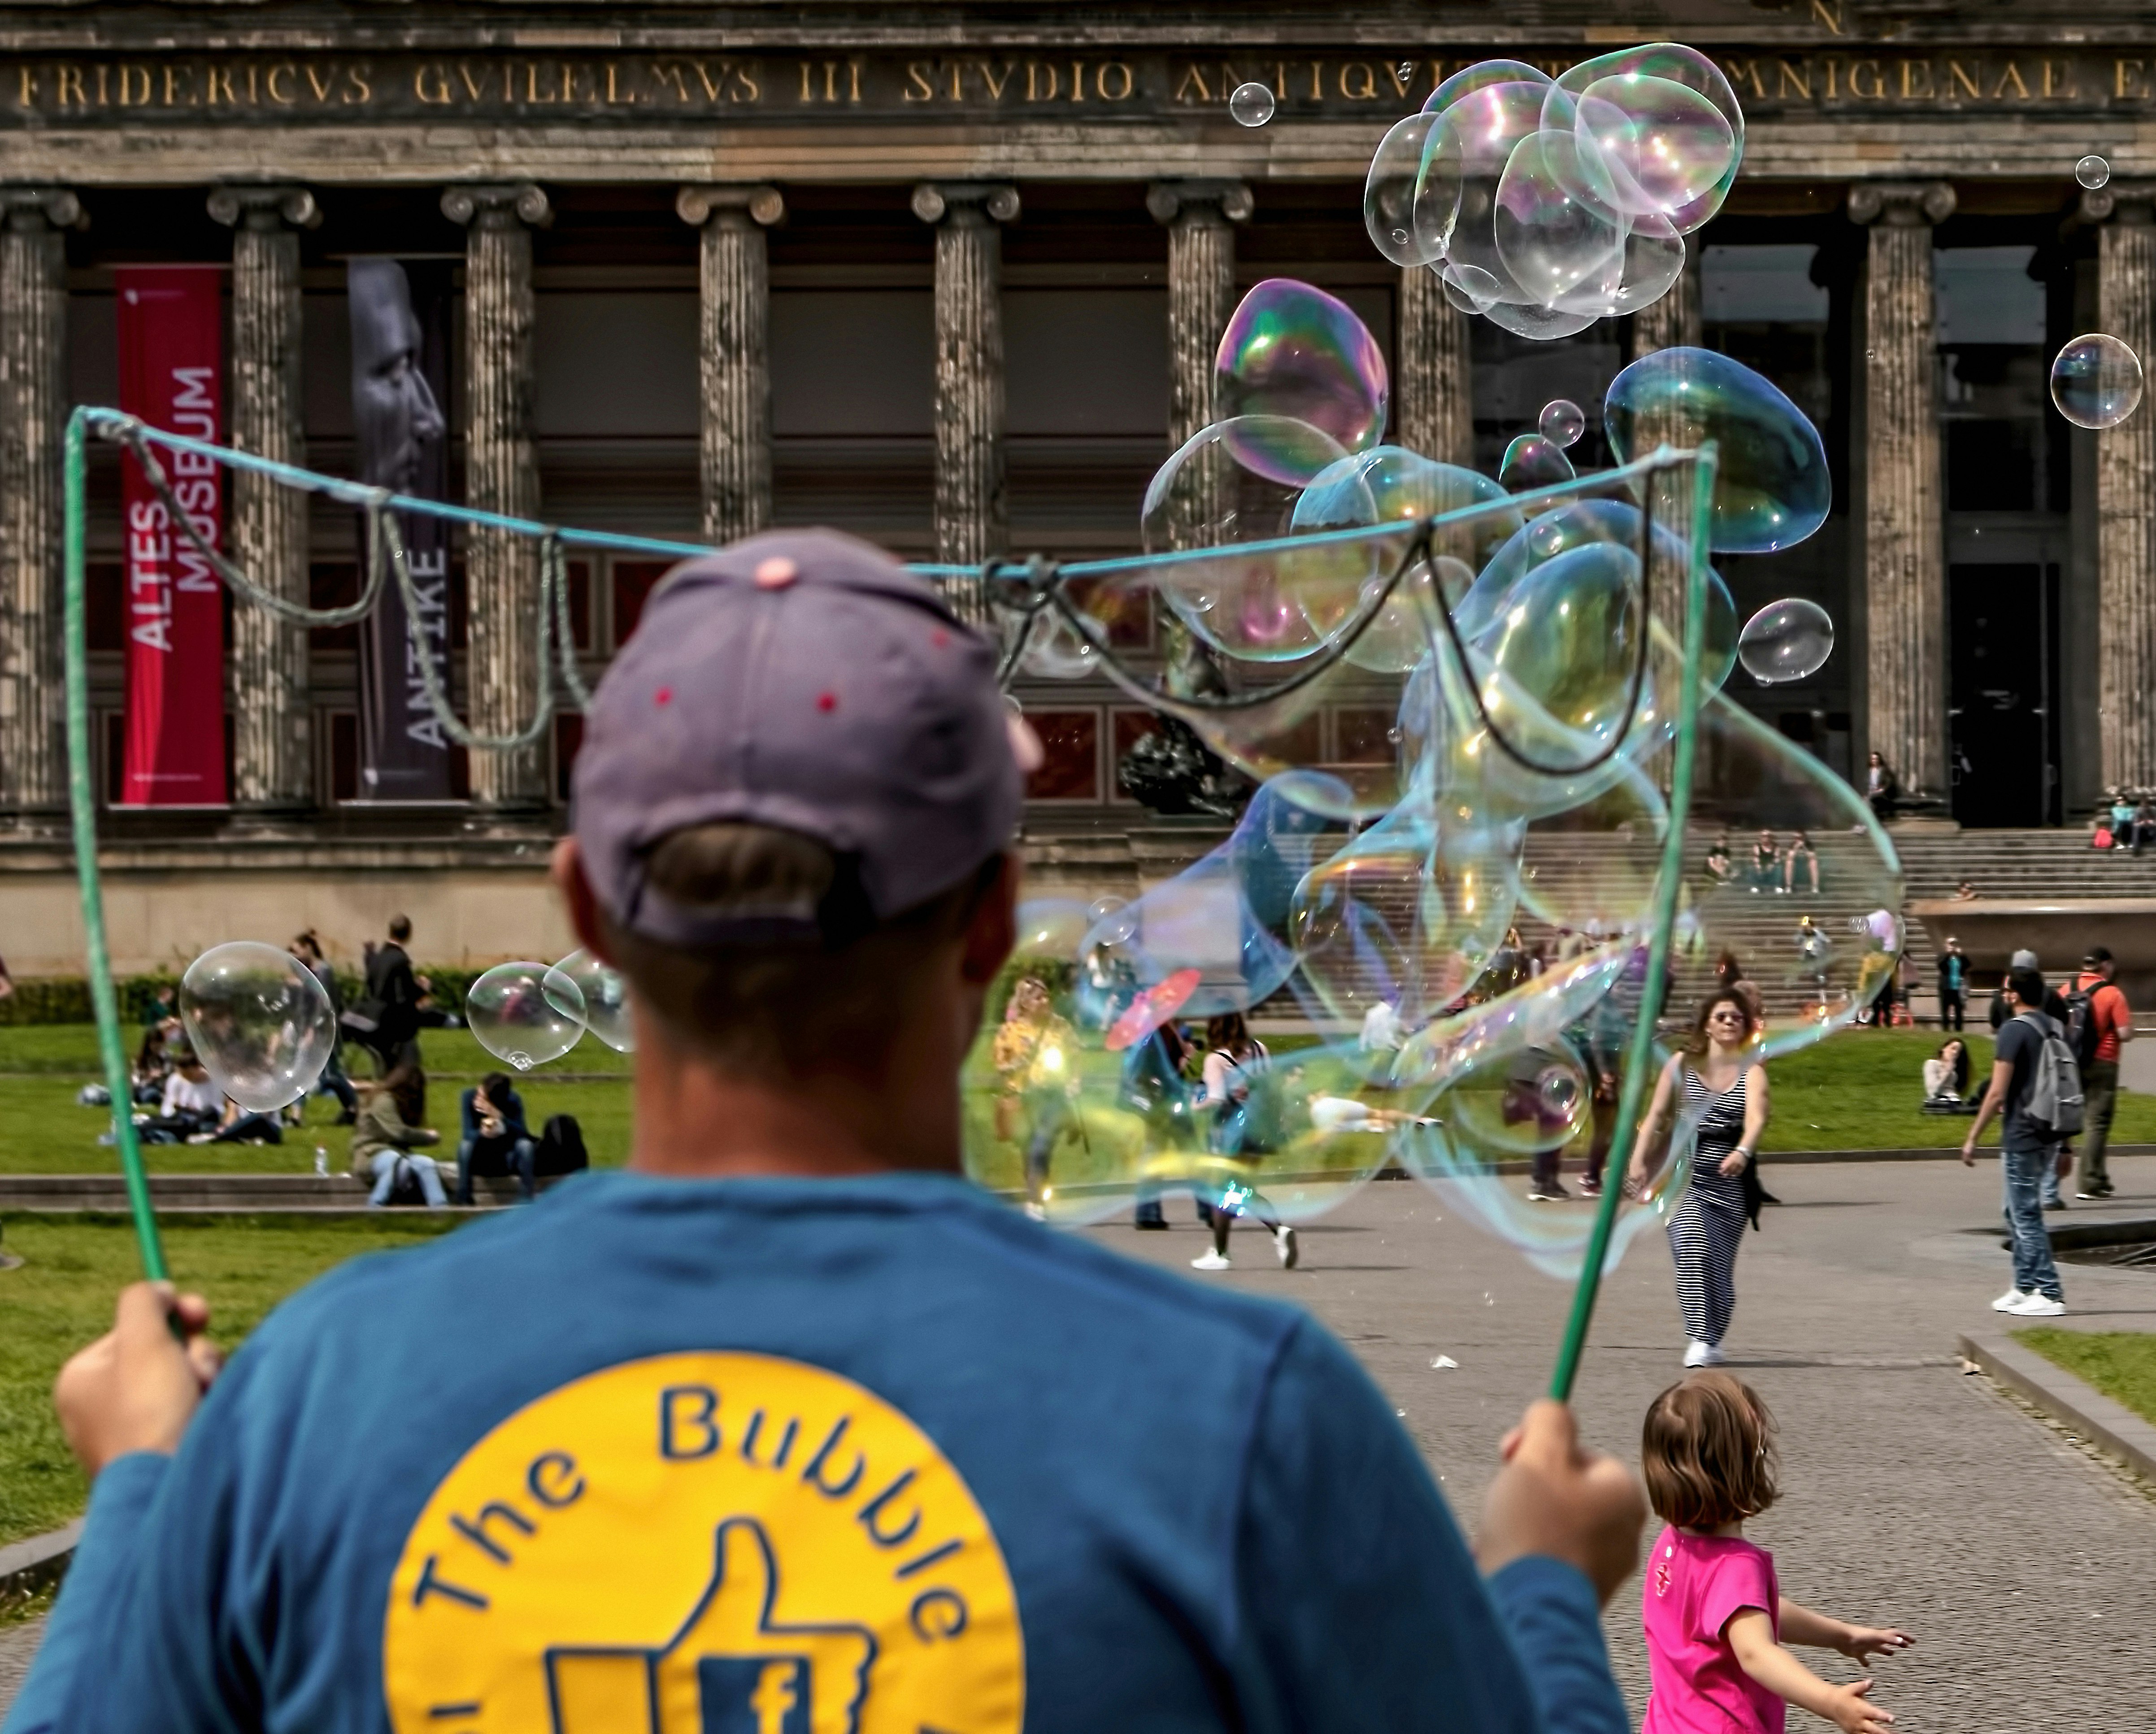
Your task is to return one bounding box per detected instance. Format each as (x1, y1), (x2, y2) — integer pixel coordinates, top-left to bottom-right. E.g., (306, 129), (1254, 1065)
(0, 966), (485, 1027)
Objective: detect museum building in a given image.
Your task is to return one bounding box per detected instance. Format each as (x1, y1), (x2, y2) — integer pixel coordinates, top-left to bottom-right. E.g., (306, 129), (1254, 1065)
(0, 0), (2147, 967)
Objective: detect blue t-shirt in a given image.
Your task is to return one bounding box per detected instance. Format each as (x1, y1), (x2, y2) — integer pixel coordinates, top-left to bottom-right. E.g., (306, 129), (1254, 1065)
(9, 1171), (1625, 1734)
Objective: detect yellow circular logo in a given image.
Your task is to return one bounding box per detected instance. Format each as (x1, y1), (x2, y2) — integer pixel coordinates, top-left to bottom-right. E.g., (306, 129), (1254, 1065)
(384, 1352), (1024, 1734)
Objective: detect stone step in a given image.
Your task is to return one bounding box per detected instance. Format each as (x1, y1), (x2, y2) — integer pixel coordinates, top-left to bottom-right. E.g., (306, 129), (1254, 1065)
(0, 1172), (546, 1212)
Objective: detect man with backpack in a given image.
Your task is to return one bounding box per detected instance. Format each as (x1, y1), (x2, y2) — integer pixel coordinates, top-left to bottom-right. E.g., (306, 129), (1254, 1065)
(2068, 946), (2133, 1202)
(1962, 966), (2073, 1316)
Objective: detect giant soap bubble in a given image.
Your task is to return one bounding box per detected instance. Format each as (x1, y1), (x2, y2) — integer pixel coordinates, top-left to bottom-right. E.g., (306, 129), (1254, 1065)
(1215, 280), (1390, 458)
(1605, 348), (1831, 553)
(468, 962), (584, 1071)
(178, 942), (337, 1113)
(1738, 598), (1835, 684)
(2050, 334), (2143, 430)
(543, 948), (635, 1054)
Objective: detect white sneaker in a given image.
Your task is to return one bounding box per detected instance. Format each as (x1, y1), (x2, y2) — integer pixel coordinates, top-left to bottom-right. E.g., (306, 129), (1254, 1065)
(1700, 1344), (1728, 1366)
(2007, 1293), (2066, 1317)
(1683, 1340), (1711, 1368)
(1526, 1182), (1571, 1202)
(1274, 1225), (1299, 1269)
(1191, 1250), (1231, 1271)
(1990, 1288), (2027, 1312)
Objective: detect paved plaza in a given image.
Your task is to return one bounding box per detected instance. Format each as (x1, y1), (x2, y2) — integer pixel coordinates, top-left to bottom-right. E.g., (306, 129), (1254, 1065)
(5, 1154), (2156, 1726)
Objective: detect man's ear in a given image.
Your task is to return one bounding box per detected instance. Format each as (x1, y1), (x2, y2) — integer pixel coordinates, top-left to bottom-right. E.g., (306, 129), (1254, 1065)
(961, 852), (1019, 988)
(552, 837), (616, 966)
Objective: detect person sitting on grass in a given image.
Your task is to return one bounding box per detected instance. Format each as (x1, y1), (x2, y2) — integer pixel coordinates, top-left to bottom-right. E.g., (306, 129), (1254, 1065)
(200, 1097), (285, 1147)
(454, 1070), (536, 1204)
(1921, 1037), (1970, 1107)
(348, 1063), (447, 1209)
(139, 1047), (221, 1144)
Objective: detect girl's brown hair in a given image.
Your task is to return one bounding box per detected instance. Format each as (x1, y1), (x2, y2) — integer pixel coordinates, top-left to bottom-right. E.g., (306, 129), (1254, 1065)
(1641, 1372), (1780, 1530)
(1682, 989), (1758, 1058)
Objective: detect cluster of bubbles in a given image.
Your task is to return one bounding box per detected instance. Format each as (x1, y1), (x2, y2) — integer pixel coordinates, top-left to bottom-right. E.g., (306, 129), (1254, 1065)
(2051, 333), (2144, 430)
(1364, 45), (1743, 340)
(993, 237), (1890, 1278)
(464, 950), (635, 1071)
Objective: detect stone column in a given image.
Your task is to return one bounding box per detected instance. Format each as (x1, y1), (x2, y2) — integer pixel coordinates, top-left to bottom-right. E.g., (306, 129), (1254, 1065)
(1147, 180), (1252, 461)
(913, 184), (1018, 607)
(442, 183), (550, 819)
(1396, 264), (1474, 466)
(1850, 181), (1955, 808)
(0, 188), (77, 832)
(1628, 259), (1703, 359)
(2085, 183), (2156, 794)
(209, 185), (319, 828)
(677, 184), (785, 547)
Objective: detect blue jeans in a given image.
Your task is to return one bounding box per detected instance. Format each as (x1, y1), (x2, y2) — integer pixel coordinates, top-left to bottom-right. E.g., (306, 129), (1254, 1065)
(369, 1149), (447, 1209)
(456, 1135), (536, 1204)
(2002, 1145), (2064, 1301)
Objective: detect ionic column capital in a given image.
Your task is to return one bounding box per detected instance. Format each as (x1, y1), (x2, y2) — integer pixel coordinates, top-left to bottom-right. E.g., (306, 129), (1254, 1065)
(2079, 181), (2156, 226)
(1847, 181), (1956, 227)
(440, 183), (552, 231)
(912, 183), (1019, 226)
(677, 184), (785, 229)
(1147, 179), (1253, 227)
(0, 187), (83, 234)
(207, 184), (319, 233)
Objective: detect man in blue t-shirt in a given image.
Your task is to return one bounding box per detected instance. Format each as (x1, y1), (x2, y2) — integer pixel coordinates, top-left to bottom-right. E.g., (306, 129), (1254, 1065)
(1962, 966), (2068, 1317)
(11, 530), (1645, 1734)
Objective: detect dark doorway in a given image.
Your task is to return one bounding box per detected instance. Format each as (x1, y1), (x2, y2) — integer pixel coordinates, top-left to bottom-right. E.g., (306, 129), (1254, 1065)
(1948, 564), (2059, 827)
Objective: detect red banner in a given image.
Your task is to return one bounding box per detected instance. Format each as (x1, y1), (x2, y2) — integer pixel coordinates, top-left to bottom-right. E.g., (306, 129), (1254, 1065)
(116, 266), (226, 806)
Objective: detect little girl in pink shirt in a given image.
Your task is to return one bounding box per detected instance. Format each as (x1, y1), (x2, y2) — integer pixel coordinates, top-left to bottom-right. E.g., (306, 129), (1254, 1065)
(1640, 1373), (1913, 1734)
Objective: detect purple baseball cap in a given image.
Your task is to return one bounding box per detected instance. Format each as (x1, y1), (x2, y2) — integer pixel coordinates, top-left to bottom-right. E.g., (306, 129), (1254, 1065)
(572, 529), (1034, 944)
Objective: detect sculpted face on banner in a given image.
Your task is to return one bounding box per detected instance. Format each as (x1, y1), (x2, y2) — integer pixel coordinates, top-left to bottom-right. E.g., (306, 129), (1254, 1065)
(348, 257), (445, 493)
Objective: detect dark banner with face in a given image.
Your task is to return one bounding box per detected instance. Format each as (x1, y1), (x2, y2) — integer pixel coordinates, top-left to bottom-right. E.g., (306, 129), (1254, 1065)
(348, 256), (454, 802)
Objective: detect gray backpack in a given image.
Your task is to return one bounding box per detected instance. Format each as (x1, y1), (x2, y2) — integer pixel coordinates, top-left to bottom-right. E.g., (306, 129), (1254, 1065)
(2018, 1012), (2085, 1139)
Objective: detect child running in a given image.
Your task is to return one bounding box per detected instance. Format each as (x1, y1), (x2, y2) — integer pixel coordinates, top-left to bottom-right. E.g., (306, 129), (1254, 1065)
(1640, 1373), (1912, 1733)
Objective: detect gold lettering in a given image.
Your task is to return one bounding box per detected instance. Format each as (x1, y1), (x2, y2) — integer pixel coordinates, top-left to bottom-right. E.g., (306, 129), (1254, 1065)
(652, 62), (689, 101)
(161, 64), (191, 106)
(2119, 58), (2147, 100)
(15, 65), (32, 107)
(904, 61), (934, 101)
(266, 62), (296, 104)
(1308, 59), (1323, 101)
(1809, 0), (1843, 34)
(2043, 59), (2075, 99)
(1029, 61), (1061, 101)
(1948, 60), (1981, 100)
(55, 63), (85, 106)
(1339, 61), (1376, 100)
(798, 61), (813, 102)
(458, 63), (489, 102)
(246, 63), (258, 103)
(1725, 56), (1768, 101)
(1775, 58), (1810, 100)
(1993, 60), (2030, 100)
(1072, 57), (1085, 102)
(1822, 56), (1840, 100)
(344, 64), (369, 103)
(1848, 58), (1882, 99)
(848, 59), (861, 102)
(605, 61), (632, 103)
(978, 60), (1013, 100)
(1172, 63), (1208, 103)
(1387, 60), (1414, 98)
(691, 61), (724, 100)
(304, 65), (334, 102)
(205, 64), (233, 105)
(560, 62), (584, 103)
(1899, 59), (1933, 99)
(1097, 60), (1132, 101)
(823, 60), (839, 102)
(94, 64), (107, 104)
(526, 61), (560, 103)
(948, 60), (962, 101)
(732, 63), (757, 101)
(414, 63), (451, 104)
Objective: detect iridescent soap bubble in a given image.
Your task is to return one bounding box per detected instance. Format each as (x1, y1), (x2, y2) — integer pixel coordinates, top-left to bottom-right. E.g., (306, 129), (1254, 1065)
(2050, 334), (2144, 429)
(178, 941), (337, 1113)
(1365, 112), (1444, 266)
(1492, 128), (1629, 309)
(1020, 610), (1099, 679)
(542, 948), (634, 1053)
(1229, 81), (1276, 126)
(1216, 280), (1390, 459)
(1737, 598), (1835, 684)
(1552, 43), (1745, 234)
(1500, 433), (1578, 492)
(468, 961), (584, 1071)
(1539, 398), (1586, 448)
(1604, 347), (1831, 553)
(2077, 153), (2112, 190)
(1573, 74), (1737, 218)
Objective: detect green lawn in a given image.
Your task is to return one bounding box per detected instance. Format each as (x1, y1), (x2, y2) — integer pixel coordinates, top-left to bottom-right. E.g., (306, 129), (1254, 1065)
(2015, 1329), (2156, 1428)
(0, 1026), (631, 1175)
(0, 1215), (463, 1547)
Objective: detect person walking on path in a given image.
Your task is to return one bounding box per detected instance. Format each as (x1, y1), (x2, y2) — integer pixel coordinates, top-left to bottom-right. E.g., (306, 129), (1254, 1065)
(1190, 1012), (1298, 1271)
(1935, 936), (1968, 1033)
(2070, 946), (2132, 1201)
(1988, 948), (2072, 1208)
(1632, 992), (1770, 1369)
(11, 528), (1647, 1734)
(1962, 965), (2069, 1316)
(1638, 1373), (1912, 1734)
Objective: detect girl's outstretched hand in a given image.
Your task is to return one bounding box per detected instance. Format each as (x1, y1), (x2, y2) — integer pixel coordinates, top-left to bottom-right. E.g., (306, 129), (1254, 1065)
(1824, 1679), (1894, 1734)
(1839, 1627), (1915, 1663)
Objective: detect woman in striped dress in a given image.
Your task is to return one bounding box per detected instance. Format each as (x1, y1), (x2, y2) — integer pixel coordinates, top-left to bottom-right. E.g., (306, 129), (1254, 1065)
(1630, 991), (1771, 1368)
